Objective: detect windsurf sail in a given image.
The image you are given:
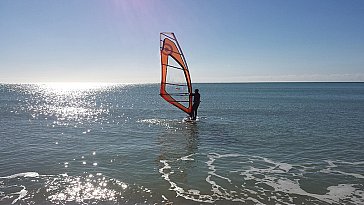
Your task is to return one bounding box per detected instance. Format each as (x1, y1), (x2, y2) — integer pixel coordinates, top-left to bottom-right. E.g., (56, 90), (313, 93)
(160, 32), (193, 115)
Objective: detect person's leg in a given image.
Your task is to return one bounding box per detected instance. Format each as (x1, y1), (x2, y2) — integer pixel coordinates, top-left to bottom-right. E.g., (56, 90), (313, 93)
(195, 107), (198, 119)
(192, 104), (196, 119)
(194, 103), (199, 119)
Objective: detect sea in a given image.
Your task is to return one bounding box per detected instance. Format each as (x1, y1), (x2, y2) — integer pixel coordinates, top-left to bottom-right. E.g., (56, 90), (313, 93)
(0, 82), (363, 205)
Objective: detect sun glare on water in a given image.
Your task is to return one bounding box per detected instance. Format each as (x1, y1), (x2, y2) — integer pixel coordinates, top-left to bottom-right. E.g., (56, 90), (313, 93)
(37, 82), (117, 93)
(24, 82), (119, 123)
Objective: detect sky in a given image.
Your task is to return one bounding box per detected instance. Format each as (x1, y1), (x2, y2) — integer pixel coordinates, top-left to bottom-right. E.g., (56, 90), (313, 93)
(0, 0), (364, 83)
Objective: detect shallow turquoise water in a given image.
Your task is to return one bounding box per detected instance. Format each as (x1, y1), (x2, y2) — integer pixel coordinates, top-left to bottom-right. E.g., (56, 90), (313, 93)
(0, 82), (363, 204)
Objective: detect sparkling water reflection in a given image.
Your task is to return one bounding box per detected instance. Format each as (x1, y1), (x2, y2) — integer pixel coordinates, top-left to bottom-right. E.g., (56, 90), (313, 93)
(22, 83), (117, 123)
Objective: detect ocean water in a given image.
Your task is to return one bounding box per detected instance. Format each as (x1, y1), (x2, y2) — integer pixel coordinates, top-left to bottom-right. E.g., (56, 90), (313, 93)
(0, 82), (363, 205)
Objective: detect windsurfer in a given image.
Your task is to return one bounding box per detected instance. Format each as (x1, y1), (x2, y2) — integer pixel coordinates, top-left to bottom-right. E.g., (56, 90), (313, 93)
(191, 89), (200, 120)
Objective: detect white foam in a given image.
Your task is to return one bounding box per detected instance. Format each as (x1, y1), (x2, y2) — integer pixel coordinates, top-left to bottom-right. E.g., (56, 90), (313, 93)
(160, 153), (254, 203)
(325, 160), (338, 168)
(206, 154), (232, 183)
(0, 172), (39, 179)
(320, 160), (364, 179)
(161, 194), (168, 201)
(11, 186), (28, 204)
(179, 154), (195, 161)
(242, 158), (364, 204)
(188, 189), (200, 195)
(266, 178), (363, 204)
(159, 159), (215, 203)
(159, 153), (364, 204)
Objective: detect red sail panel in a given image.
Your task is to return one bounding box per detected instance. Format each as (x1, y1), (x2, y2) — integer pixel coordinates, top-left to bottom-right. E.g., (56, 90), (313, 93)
(160, 32), (192, 115)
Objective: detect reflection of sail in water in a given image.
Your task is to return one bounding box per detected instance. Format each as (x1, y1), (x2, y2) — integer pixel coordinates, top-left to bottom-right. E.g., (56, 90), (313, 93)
(157, 123), (198, 161)
(160, 32), (193, 115)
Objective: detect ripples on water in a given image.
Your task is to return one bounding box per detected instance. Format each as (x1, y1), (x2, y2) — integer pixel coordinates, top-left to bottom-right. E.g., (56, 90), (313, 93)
(0, 83), (364, 204)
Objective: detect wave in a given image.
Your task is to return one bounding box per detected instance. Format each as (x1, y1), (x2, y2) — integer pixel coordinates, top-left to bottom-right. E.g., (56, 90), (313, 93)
(159, 153), (364, 204)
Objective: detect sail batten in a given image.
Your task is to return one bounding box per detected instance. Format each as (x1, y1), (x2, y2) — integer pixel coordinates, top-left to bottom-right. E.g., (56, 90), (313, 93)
(162, 64), (184, 70)
(160, 32), (193, 115)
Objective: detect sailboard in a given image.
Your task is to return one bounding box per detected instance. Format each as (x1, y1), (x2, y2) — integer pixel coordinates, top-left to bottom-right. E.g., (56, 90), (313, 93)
(160, 32), (193, 116)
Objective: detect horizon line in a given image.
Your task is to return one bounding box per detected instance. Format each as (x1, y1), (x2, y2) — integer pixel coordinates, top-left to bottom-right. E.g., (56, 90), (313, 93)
(1, 81), (364, 85)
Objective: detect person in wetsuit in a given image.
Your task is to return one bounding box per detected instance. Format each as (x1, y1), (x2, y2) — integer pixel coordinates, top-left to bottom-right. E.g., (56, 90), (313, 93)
(191, 89), (200, 120)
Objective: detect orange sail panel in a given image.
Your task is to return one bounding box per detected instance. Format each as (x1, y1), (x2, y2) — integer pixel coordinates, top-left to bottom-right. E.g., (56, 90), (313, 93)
(160, 32), (192, 115)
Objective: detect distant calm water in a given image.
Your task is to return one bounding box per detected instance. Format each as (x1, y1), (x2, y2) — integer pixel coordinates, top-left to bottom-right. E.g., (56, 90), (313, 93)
(0, 82), (363, 204)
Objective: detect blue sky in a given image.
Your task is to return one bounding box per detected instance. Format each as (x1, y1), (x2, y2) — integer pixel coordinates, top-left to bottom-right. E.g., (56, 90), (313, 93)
(1, 0), (363, 83)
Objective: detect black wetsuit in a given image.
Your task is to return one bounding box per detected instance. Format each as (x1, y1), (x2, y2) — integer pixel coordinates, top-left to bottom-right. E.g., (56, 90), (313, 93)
(192, 92), (200, 120)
